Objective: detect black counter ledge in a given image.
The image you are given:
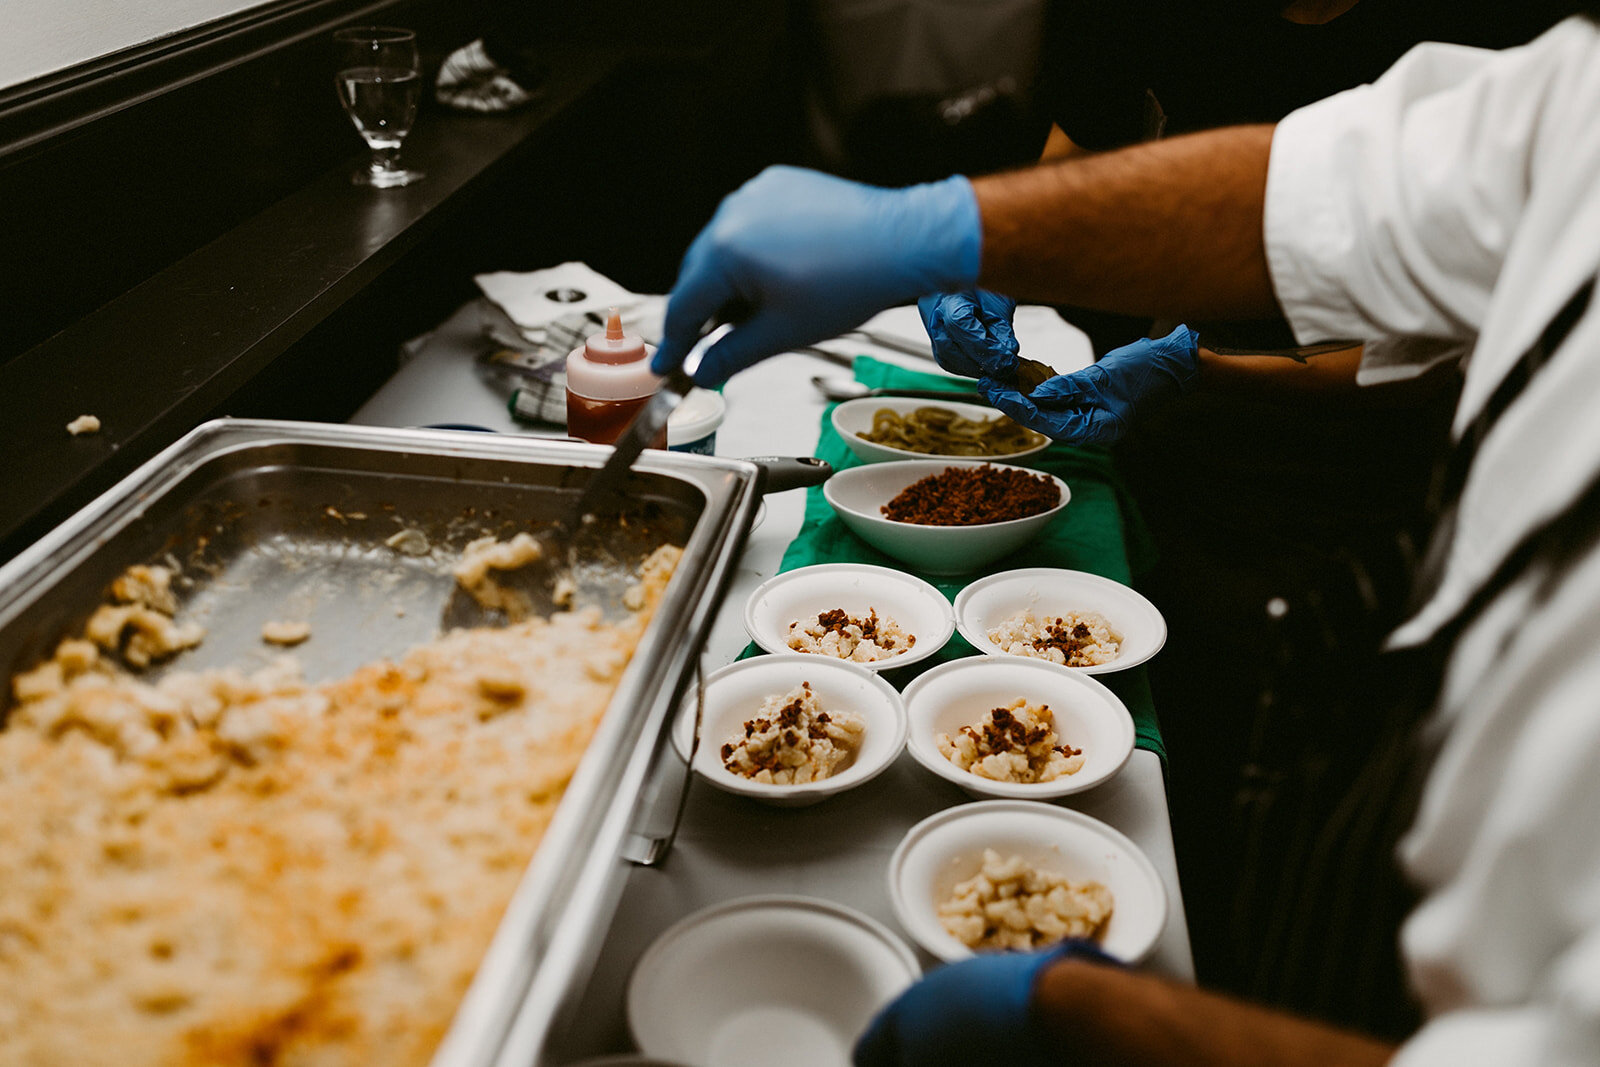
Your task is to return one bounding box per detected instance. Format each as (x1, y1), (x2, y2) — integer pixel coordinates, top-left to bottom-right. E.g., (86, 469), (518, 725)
(0, 48), (624, 565)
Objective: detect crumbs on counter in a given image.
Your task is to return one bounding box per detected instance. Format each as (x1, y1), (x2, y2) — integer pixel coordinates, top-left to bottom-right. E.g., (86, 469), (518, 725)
(66, 415), (101, 436)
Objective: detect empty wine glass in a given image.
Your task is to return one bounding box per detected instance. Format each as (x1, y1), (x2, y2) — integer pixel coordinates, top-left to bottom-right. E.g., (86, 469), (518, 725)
(334, 26), (424, 188)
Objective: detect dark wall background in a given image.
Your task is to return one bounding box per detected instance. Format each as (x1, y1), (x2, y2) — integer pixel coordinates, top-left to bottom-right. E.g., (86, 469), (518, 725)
(0, 0), (799, 379)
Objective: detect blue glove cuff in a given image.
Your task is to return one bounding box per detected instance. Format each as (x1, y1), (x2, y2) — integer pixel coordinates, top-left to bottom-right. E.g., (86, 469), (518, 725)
(900, 175), (982, 292)
(1157, 324), (1202, 394)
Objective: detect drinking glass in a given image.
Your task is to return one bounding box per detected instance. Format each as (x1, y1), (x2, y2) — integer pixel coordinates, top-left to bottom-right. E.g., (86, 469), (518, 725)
(334, 26), (424, 188)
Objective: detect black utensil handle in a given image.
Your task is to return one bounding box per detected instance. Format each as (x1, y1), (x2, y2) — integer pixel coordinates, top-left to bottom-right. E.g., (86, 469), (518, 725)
(873, 388), (985, 402)
(748, 456), (833, 494)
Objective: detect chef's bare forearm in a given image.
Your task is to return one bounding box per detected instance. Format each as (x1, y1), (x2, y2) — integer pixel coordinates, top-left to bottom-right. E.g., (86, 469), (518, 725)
(1198, 345), (1367, 399)
(1033, 958), (1396, 1067)
(973, 125), (1279, 322)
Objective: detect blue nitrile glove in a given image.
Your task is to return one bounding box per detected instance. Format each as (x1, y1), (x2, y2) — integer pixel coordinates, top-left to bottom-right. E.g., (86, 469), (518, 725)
(918, 289), (1020, 380)
(981, 324), (1200, 446)
(853, 940), (1121, 1067)
(650, 165), (981, 387)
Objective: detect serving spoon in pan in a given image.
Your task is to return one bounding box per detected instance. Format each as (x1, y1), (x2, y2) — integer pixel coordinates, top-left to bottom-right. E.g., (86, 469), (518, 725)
(441, 326), (831, 629)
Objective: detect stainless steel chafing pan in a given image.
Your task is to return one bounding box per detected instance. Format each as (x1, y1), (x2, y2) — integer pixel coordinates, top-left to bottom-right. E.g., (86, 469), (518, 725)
(0, 418), (766, 1067)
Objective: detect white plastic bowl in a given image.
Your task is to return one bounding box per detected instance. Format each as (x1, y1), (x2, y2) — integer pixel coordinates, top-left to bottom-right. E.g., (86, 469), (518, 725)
(900, 657), (1134, 800)
(831, 396), (1049, 465)
(743, 563), (954, 671)
(628, 896), (921, 1067)
(888, 800), (1168, 965)
(673, 656), (908, 807)
(823, 460), (1069, 575)
(954, 568), (1167, 675)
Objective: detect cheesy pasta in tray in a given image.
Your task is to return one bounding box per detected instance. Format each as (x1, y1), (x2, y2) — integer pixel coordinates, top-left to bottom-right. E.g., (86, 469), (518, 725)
(0, 546), (680, 1067)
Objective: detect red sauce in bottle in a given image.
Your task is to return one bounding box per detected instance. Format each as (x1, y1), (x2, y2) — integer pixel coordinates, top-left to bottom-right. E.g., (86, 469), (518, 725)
(566, 393), (665, 445)
(565, 308), (661, 444)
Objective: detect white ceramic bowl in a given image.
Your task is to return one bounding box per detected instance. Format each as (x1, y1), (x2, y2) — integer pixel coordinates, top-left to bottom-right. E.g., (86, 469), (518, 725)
(823, 460), (1070, 576)
(831, 396), (1049, 466)
(743, 563), (954, 671)
(900, 657), (1134, 800)
(628, 896), (921, 1067)
(954, 568), (1167, 675)
(888, 800), (1168, 965)
(672, 656), (908, 807)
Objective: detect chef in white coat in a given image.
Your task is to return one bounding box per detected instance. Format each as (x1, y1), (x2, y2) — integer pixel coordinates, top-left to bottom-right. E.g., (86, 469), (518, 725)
(651, 9), (1600, 1063)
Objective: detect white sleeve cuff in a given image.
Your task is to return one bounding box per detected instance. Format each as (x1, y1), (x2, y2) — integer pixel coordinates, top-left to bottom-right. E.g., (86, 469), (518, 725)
(1262, 89), (1382, 347)
(1393, 1009), (1567, 1067)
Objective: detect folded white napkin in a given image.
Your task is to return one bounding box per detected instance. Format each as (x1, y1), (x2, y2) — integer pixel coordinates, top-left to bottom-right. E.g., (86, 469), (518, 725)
(435, 39), (537, 113)
(475, 262), (642, 338)
(474, 263), (667, 426)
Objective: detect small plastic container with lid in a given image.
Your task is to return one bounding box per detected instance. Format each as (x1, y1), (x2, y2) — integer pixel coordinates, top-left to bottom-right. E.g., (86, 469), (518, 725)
(566, 307), (661, 444)
(667, 389), (727, 454)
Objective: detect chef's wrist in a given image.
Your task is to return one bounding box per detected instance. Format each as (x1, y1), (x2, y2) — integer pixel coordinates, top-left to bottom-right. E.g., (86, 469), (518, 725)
(1029, 938), (1125, 1025)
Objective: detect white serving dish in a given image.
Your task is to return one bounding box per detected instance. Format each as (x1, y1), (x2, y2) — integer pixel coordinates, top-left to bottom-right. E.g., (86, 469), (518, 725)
(954, 567), (1167, 675)
(628, 896), (921, 1067)
(671, 656), (907, 807)
(743, 563), (954, 671)
(831, 396), (1049, 465)
(822, 460), (1069, 575)
(888, 800), (1168, 965)
(900, 657), (1134, 800)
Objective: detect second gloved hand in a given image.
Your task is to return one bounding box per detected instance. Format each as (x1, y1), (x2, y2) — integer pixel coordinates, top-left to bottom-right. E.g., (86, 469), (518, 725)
(650, 166), (981, 386)
(982, 325), (1200, 446)
(853, 940), (1121, 1067)
(918, 289), (1019, 380)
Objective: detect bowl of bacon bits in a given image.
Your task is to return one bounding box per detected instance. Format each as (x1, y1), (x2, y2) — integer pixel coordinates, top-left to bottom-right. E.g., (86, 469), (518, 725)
(888, 800), (1168, 965)
(743, 563), (954, 671)
(900, 656), (1134, 800)
(955, 568), (1167, 675)
(823, 460), (1069, 575)
(673, 655), (908, 806)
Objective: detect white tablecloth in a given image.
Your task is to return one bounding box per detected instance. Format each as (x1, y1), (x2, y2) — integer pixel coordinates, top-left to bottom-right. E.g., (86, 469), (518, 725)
(351, 300), (1193, 1063)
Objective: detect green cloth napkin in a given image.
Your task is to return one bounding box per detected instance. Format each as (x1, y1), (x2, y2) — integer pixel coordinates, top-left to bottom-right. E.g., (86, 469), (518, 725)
(743, 356), (1165, 764)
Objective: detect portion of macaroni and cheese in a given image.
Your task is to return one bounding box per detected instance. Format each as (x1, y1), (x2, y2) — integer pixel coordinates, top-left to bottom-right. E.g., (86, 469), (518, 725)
(935, 699), (1084, 784)
(786, 608), (914, 662)
(0, 546), (680, 1067)
(938, 848), (1113, 951)
(987, 609), (1121, 667)
(720, 682), (865, 785)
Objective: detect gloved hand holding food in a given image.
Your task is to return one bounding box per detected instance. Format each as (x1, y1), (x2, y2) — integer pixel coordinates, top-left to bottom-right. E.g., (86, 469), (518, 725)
(918, 289), (1021, 380)
(853, 939), (1120, 1067)
(980, 325), (1200, 446)
(651, 166), (981, 386)
(918, 289), (1058, 390)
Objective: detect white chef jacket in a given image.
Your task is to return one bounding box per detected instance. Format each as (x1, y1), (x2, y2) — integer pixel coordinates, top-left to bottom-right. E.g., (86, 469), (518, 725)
(1264, 16), (1600, 1065)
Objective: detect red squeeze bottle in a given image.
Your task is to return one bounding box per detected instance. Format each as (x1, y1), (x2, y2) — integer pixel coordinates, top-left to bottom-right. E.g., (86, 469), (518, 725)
(565, 307), (663, 445)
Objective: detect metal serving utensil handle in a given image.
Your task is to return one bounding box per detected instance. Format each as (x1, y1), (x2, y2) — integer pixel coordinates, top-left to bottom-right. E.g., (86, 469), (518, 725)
(621, 657), (703, 868)
(569, 316), (735, 524)
(569, 366), (696, 523)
